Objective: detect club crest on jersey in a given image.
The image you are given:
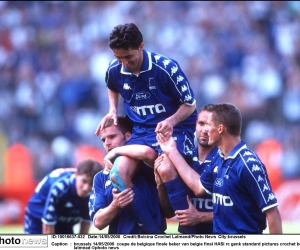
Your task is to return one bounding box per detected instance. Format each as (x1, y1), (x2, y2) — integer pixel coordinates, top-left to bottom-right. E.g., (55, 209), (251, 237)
(149, 78), (156, 90)
(123, 83), (132, 90)
(183, 135), (195, 156)
(215, 178), (223, 187)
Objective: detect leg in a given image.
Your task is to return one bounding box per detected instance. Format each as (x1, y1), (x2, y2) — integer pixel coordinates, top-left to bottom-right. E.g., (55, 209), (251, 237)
(110, 155), (139, 191)
(157, 154), (190, 211)
(157, 154), (197, 234)
(110, 156), (164, 234)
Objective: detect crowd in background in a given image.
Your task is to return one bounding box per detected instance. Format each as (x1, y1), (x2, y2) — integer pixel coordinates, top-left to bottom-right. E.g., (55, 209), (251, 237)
(0, 1), (299, 180)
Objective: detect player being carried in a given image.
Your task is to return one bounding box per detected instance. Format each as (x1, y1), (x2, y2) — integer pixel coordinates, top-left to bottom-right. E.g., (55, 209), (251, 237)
(95, 23), (197, 233)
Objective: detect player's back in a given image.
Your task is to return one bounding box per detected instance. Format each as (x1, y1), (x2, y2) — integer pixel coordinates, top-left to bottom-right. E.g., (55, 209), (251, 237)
(26, 168), (76, 218)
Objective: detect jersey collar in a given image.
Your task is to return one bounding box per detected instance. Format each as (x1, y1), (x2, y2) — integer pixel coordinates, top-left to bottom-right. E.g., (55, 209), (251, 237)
(204, 146), (219, 163)
(218, 140), (247, 160)
(120, 50), (152, 75)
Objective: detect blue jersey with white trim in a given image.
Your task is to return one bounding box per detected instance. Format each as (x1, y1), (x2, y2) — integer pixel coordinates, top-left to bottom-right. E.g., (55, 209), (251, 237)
(178, 146), (218, 234)
(200, 141), (278, 234)
(25, 168), (90, 230)
(106, 50), (197, 130)
(89, 164), (167, 234)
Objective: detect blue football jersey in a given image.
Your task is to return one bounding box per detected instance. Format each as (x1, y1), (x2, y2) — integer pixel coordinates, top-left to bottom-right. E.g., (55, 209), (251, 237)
(24, 168), (90, 234)
(200, 141), (279, 234)
(105, 50), (197, 130)
(89, 164), (166, 234)
(178, 146), (218, 234)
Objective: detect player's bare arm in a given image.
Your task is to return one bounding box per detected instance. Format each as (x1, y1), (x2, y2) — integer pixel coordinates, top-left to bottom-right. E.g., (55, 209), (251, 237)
(155, 102), (196, 136)
(156, 133), (205, 197)
(265, 206), (283, 234)
(93, 188), (134, 230)
(95, 89), (120, 135)
(42, 224), (55, 234)
(104, 144), (158, 170)
(175, 195), (213, 226)
(154, 155), (175, 218)
(78, 221), (91, 234)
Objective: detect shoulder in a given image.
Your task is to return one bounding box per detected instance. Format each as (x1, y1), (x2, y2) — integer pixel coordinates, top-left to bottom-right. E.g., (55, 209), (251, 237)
(107, 59), (121, 72)
(150, 51), (179, 68)
(237, 148), (266, 174)
(93, 170), (109, 184)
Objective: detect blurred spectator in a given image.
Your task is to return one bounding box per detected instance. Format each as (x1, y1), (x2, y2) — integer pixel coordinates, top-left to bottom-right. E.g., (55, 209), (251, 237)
(0, 1), (299, 181)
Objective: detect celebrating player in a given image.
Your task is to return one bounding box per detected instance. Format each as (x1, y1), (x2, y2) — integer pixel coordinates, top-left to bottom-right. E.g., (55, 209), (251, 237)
(156, 103), (282, 234)
(89, 116), (166, 234)
(155, 105), (217, 234)
(24, 159), (103, 234)
(94, 23), (198, 224)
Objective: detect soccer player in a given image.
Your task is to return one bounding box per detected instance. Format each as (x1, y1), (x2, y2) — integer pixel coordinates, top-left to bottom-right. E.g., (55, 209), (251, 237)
(94, 23), (198, 226)
(155, 105), (217, 234)
(89, 116), (166, 234)
(156, 103), (282, 234)
(24, 159), (103, 234)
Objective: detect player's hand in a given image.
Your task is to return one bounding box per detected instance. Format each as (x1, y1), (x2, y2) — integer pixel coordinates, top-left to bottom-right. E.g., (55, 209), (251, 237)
(95, 113), (118, 136)
(111, 188), (134, 209)
(154, 154), (164, 186)
(154, 153), (164, 169)
(103, 149), (117, 171)
(175, 195), (199, 226)
(155, 118), (173, 138)
(156, 132), (176, 154)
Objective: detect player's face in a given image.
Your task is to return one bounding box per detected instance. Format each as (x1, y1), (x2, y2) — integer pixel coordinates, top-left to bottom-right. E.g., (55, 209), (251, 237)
(75, 174), (93, 197)
(100, 125), (129, 152)
(113, 43), (144, 74)
(196, 110), (210, 147)
(205, 112), (221, 146)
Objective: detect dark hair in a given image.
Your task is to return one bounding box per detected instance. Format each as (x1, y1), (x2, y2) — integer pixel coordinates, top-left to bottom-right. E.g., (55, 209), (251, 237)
(77, 159), (103, 178)
(204, 103), (242, 136)
(109, 23), (143, 50)
(103, 116), (133, 135)
(199, 103), (215, 113)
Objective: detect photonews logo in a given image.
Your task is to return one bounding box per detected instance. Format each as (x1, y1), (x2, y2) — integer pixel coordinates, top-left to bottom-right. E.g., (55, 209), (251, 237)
(0, 235), (48, 248)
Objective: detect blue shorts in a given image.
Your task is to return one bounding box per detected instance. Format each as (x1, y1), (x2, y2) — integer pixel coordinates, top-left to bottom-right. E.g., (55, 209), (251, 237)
(125, 125), (195, 160)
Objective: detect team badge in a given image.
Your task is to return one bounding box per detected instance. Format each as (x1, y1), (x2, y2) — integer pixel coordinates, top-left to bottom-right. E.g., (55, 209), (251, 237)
(215, 178), (223, 187)
(149, 78), (156, 90)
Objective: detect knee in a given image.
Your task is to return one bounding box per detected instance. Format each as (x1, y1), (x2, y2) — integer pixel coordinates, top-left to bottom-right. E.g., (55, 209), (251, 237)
(156, 157), (178, 182)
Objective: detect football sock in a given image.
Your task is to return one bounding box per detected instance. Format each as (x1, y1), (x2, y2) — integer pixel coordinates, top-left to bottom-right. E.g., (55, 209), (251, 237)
(109, 156), (127, 192)
(164, 177), (197, 234)
(164, 177), (190, 210)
